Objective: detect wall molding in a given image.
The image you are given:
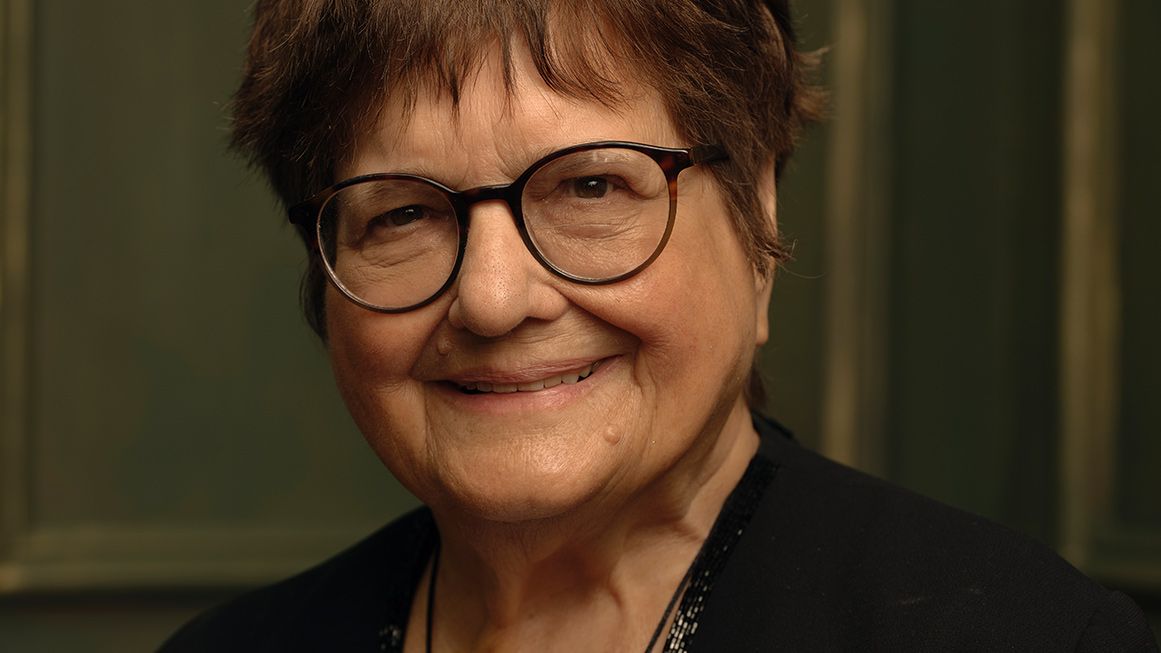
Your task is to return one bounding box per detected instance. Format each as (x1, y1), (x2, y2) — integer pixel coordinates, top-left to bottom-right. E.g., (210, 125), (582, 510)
(1058, 0), (1122, 570)
(1060, 0), (1161, 590)
(0, 524), (385, 591)
(819, 0), (894, 475)
(0, 0), (33, 571)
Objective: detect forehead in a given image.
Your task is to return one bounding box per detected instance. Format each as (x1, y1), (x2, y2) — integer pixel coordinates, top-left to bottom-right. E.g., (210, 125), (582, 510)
(342, 42), (679, 184)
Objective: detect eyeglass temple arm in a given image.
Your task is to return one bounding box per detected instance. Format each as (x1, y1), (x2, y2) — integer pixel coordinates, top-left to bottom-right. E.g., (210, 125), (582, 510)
(689, 144), (729, 165)
(287, 199), (317, 227)
(286, 200), (323, 248)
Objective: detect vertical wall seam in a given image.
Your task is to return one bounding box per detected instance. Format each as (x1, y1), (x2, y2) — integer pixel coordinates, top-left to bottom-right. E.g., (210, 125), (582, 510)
(820, 0), (893, 474)
(0, 0), (34, 590)
(1058, 0), (1121, 570)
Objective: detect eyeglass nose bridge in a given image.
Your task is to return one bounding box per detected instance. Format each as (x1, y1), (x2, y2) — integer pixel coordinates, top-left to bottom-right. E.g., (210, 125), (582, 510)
(449, 181), (527, 232)
(445, 179), (565, 285)
(451, 175), (532, 212)
(456, 182), (517, 205)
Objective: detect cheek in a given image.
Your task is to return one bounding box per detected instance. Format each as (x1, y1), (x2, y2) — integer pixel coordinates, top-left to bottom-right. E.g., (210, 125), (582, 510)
(325, 288), (441, 383)
(324, 288), (440, 447)
(588, 239), (757, 406)
(325, 292), (460, 498)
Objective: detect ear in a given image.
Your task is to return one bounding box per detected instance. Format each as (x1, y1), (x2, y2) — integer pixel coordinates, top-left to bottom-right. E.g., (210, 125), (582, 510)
(754, 273), (774, 346)
(753, 158), (778, 347)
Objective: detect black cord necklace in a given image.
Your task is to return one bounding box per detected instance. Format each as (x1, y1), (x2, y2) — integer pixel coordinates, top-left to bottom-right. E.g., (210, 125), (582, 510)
(640, 552), (697, 653)
(423, 454), (774, 653)
(425, 538), (440, 653)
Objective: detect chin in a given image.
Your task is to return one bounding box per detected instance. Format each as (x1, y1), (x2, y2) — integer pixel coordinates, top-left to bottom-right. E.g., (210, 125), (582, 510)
(431, 447), (614, 525)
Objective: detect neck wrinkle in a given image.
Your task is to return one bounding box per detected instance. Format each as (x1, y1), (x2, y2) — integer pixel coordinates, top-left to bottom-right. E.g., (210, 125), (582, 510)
(427, 399), (760, 651)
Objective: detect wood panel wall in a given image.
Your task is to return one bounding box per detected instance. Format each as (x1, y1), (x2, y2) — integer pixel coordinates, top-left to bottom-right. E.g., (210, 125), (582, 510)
(2, 0), (1158, 648)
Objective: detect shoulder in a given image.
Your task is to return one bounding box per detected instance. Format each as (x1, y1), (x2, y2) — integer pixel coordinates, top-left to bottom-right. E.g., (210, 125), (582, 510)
(691, 415), (1157, 651)
(159, 507), (435, 653)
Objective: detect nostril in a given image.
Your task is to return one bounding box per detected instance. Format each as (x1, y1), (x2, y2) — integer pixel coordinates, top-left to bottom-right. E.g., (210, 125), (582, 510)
(448, 265), (534, 338)
(446, 281), (527, 337)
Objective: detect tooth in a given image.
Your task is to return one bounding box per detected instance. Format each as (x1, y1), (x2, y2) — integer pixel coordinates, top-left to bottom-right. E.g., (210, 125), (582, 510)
(460, 361), (602, 394)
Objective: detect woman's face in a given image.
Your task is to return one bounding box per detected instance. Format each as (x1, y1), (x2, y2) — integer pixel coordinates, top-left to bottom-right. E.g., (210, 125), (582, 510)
(326, 46), (773, 522)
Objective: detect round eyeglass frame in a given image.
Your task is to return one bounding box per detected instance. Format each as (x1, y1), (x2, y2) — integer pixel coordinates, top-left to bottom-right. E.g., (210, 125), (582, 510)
(287, 140), (728, 314)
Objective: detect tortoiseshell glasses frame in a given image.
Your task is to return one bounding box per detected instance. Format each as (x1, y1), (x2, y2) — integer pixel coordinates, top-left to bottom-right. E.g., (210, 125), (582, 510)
(287, 141), (728, 314)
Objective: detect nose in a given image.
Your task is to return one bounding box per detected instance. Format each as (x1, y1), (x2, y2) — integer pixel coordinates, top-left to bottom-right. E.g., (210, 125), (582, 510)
(446, 201), (567, 337)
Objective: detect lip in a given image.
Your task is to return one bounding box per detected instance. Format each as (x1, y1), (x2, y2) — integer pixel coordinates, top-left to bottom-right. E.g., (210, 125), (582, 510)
(459, 362), (596, 393)
(445, 358), (605, 386)
(433, 356), (620, 413)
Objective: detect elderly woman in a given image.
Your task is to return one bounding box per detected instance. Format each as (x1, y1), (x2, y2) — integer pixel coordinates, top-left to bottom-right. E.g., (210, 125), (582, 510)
(164, 1), (1156, 651)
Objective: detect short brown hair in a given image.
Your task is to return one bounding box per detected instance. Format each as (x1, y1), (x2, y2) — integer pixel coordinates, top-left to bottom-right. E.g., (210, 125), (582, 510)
(231, 0), (822, 402)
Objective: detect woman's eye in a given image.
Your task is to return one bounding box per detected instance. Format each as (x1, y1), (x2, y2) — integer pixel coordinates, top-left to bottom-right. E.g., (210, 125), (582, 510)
(571, 177), (611, 199)
(370, 205), (427, 229)
(352, 205), (439, 245)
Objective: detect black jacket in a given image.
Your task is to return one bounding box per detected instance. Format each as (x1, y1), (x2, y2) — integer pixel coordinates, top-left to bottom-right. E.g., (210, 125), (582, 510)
(161, 416), (1158, 651)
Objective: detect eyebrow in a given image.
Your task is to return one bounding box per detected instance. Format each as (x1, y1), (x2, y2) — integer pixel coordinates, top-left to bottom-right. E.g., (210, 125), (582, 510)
(339, 162), (463, 190)
(345, 141), (602, 191)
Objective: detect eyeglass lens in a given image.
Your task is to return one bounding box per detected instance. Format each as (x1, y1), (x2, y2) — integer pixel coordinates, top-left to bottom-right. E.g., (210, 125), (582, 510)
(317, 147), (672, 311)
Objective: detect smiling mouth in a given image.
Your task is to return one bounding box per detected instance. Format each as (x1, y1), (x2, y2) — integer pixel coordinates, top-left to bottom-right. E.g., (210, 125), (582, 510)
(455, 361), (600, 395)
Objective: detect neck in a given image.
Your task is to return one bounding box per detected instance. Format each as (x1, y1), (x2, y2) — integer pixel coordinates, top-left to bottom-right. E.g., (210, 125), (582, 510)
(418, 401), (760, 652)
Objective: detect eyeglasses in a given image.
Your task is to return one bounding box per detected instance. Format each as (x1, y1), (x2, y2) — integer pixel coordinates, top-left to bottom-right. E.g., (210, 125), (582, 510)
(288, 141), (728, 313)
